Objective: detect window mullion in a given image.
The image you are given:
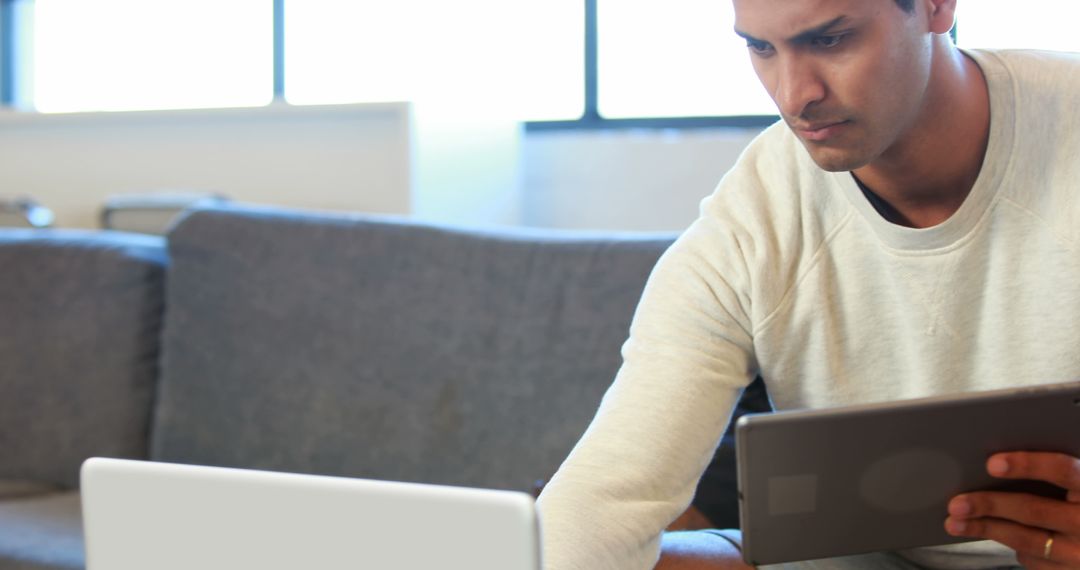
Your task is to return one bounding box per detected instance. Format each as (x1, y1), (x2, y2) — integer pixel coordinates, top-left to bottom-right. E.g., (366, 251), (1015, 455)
(1, 0), (15, 106)
(583, 0), (599, 120)
(273, 0), (284, 100)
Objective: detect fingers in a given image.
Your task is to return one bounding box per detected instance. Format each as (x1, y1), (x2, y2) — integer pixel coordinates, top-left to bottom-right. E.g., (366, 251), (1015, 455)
(948, 492), (1080, 534)
(987, 452), (1080, 492)
(948, 453), (1080, 567)
(1016, 553), (1074, 570)
(944, 516), (1079, 564)
(944, 515), (1039, 551)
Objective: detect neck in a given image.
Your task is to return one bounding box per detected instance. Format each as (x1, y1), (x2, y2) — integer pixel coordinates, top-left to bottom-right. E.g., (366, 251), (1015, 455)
(853, 41), (991, 229)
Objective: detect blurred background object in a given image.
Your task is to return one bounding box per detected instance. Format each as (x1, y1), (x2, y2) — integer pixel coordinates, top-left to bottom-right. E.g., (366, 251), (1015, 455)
(0, 196), (55, 228)
(100, 191), (228, 235)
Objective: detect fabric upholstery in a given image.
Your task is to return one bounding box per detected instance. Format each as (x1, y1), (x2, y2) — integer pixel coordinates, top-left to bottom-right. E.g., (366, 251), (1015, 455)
(0, 230), (167, 488)
(0, 482), (61, 502)
(151, 204), (675, 491)
(0, 493), (83, 570)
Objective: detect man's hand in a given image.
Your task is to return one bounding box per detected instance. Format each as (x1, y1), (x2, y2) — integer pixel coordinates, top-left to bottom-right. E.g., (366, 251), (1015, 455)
(944, 452), (1080, 569)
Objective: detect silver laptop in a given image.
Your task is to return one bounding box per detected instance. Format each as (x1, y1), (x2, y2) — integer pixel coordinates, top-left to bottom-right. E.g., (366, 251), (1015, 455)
(81, 458), (541, 570)
(735, 380), (1080, 566)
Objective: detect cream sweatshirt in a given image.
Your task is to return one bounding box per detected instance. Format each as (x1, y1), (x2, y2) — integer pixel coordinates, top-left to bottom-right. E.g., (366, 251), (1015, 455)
(537, 49), (1080, 570)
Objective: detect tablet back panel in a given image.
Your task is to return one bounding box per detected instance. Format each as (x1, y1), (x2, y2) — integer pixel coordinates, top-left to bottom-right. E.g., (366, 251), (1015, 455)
(736, 381), (1080, 565)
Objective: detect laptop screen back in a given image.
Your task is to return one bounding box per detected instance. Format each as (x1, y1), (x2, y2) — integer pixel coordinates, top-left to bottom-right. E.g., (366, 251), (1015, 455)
(81, 458), (540, 570)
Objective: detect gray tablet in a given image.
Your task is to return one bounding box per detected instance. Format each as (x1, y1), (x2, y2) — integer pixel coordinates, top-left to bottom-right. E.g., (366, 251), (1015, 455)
(735, 380), (1080, 566)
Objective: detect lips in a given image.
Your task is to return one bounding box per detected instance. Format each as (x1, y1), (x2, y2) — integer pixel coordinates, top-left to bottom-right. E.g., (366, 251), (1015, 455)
(793, 120), (850, 142)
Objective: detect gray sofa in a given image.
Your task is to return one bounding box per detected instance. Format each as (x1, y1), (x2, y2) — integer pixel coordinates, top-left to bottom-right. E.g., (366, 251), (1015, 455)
(0, 203), (766, 569)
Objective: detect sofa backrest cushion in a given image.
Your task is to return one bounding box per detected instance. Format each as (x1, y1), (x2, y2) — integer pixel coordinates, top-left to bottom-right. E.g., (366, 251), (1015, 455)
(0, 230), (167, 488)
(151, 205), (674, 491)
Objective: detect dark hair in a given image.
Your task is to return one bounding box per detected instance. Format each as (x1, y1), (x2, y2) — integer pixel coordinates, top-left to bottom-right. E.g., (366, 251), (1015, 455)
(894, 0), (915, 12)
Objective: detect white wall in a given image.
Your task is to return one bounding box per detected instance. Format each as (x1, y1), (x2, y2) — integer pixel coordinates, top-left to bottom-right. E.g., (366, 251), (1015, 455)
(0, 103), (412, 228)
(0, 102), (522, 229)
(0, 99), (764, 232)
(521, 127), (764, 232)
(410, 102), (522, 228)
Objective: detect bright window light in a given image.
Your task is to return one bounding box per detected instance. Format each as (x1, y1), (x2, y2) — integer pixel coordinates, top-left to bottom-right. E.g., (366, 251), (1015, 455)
(284, 0), (584, 122)
(597, 0), (775, 119)
(33, 0), (272, 113)
(955, 1), (1080, 52)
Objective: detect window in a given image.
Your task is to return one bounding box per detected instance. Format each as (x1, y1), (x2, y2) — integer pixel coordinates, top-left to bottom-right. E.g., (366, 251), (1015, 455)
(284, 0), (584, 122)
(31, 0), (271, 113)
(597, 0), (773, 119)
(954, 1), (1080, 52)
(5, 2), (1080, 122)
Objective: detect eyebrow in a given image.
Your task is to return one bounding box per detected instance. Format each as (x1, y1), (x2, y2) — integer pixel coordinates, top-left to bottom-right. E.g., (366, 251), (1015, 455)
(735, 15), (849, 45)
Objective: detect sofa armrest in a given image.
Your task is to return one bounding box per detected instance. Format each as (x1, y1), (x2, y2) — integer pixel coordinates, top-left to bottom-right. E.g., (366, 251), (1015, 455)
(0, 229), (168, 488)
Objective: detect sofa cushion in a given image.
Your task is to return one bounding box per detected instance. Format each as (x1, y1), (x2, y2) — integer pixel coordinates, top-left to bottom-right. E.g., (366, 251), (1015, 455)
(0, 230), (168, 489)
(0, 482), (62, 502)
(151, 204), (675, 491)
(0, 492), (84, 570)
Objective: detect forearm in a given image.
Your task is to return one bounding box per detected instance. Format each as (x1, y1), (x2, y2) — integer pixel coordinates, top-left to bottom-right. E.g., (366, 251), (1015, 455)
(538, 224), (757, 569)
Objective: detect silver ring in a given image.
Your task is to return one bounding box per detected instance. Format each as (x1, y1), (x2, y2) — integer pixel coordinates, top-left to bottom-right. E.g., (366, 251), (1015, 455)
(1043, 532), (1055, 560)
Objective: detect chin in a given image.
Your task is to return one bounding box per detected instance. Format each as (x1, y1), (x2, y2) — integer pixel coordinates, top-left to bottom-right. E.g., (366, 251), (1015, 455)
(803, 145), (872, 173)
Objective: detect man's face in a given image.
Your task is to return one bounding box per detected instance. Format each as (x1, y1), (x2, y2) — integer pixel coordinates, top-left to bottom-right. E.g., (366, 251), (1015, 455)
(733, 0), (933, 172)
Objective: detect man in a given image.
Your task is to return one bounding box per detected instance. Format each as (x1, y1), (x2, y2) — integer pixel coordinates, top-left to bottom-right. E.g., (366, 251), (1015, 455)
(536, 0), (1080, 568)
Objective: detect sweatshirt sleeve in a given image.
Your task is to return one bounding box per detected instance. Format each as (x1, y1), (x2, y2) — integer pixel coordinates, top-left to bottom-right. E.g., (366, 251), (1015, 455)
(535, 204), (759, 569)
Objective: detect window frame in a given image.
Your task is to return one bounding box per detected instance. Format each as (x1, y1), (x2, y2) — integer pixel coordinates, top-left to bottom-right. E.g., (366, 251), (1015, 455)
(0, 0), (15, 106)
(273, 0), (284, 99)
(524, 0), (780, 132)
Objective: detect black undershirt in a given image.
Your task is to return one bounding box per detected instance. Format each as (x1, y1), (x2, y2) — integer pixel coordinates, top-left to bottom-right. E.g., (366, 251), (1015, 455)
(853, 174), (905, 225)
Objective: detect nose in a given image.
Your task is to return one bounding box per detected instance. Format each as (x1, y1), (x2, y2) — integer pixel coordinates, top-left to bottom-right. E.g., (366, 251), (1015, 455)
(773, 54), (826, 119)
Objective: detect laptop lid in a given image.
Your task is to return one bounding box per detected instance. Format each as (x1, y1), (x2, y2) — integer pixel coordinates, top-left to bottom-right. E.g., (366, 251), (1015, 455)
(81, 458), (540, 570)
(735, 380), (1080, 566)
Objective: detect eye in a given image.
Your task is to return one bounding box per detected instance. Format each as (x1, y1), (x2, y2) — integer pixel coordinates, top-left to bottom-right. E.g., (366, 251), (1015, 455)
(812, 34), (846, 49)
(746, 39), (775, 56)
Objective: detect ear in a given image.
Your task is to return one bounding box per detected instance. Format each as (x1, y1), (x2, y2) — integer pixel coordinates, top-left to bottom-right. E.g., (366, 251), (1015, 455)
(925, 0), (958, 35)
